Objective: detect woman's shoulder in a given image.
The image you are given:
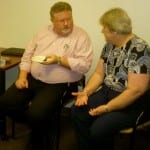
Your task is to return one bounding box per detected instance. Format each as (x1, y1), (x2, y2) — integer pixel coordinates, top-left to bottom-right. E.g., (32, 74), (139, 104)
(131, 35), (150, 48)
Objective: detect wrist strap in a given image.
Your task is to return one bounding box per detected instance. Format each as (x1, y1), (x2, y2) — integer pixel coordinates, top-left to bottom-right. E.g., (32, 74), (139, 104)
(57, 57), (61, 65)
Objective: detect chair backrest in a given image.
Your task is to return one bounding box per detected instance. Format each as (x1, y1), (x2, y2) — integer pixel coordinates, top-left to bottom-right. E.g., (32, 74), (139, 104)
(120, 89), (150, 134)
(62, 75), (85, 107)
(137, 89), (150, 125)
(1, 47), (25, 56)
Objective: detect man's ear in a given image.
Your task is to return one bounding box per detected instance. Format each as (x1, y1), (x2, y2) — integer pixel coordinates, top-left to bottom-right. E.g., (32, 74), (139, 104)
(50, 18), (53, 23)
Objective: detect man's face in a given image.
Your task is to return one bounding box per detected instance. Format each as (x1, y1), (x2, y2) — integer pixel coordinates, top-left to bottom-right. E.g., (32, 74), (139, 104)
(51, 11), (73, 36)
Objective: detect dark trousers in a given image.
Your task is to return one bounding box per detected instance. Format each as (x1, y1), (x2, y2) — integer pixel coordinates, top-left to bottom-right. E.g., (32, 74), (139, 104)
(0, 74), (78, 150)
(71, 85), (143, 150)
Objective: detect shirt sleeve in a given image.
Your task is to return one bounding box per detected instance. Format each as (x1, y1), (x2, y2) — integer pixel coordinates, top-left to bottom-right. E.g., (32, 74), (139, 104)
(128, 43), (150, 74)
(19, 35), (37, 72)
(68, 33), (93, 74)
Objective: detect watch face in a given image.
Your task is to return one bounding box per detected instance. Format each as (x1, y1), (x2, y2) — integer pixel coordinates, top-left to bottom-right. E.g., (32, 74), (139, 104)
(31, 56), (46, 63)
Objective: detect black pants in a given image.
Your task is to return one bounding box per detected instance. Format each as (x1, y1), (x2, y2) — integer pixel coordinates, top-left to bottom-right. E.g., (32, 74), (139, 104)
(71, 85), (143, 150)
(0, 114), (6, 139)
(0, 74), (78, 150)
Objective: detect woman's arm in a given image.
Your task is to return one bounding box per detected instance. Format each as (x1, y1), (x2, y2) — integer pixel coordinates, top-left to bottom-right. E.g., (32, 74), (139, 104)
(73, 58), (105, 106)
(83, 59), (105, 95)
(106, 73), (150, 111)
(89, 73), (150, 116)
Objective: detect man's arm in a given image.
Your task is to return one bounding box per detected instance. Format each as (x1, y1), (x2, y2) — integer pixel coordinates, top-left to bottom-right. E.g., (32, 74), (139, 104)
(15, 70), (29, 89)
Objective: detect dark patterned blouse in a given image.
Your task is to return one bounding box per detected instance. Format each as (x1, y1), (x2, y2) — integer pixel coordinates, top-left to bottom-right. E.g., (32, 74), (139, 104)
(101, 35), (150, 92)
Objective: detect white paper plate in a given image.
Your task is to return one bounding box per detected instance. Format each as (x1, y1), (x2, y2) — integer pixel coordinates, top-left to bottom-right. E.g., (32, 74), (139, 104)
(31, 56), (46, 63)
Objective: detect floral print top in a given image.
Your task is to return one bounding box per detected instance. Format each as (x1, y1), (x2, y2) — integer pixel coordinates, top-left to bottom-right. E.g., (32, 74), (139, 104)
(101, 35), (150, 92)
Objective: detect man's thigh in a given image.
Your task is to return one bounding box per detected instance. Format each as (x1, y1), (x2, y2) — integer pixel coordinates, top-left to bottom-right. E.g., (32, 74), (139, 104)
(0, 83), (32, 111)
(27, 83), (67, 121)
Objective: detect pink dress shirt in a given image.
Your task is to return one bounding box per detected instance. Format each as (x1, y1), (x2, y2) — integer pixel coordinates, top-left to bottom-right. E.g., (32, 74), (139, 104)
(19, 25), (93, 83)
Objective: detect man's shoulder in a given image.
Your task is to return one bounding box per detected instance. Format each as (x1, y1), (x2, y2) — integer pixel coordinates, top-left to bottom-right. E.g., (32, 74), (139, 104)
(37, 25), (52, 33)
(74, 25), (87, 32)
(35, 25), (53, 37)
(73, 25), (90, 37)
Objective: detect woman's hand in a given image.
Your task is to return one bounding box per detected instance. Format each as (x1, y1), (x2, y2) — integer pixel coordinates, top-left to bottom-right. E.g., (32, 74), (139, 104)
(89, 105), (109, 116)
(72, 91), (88, 106)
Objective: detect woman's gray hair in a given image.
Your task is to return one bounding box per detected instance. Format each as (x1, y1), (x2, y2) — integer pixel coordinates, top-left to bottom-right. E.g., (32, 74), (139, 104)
(99, 8), (132, 34)
(50, 1), (72, 19)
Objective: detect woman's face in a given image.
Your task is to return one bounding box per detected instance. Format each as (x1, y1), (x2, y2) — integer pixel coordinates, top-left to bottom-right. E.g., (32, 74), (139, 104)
(51, 11), (73, 36)
(101, 26), (117, 44)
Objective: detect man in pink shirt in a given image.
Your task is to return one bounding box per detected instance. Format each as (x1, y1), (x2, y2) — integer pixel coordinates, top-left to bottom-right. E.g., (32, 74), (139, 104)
(0, 1), (93, 150)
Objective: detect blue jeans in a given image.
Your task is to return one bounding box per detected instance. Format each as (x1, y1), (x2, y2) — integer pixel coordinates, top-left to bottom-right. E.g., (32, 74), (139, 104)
(71, 85), (143, 150)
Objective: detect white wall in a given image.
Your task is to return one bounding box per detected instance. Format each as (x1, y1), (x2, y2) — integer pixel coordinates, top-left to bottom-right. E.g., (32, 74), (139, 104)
(0, 0), (150, 86)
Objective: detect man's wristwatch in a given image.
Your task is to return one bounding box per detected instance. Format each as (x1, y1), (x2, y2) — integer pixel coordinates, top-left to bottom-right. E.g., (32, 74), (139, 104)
(57, 57), (61, 65)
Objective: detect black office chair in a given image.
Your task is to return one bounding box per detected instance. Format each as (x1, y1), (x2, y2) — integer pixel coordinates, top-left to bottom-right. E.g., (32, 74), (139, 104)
(119, 90), (150, 150)
(0, 115), (7, 140)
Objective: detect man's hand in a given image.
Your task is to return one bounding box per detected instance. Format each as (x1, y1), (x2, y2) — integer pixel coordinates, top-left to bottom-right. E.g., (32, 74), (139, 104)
(42, 54), (58, 65)
(15, 78), (28, 89)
